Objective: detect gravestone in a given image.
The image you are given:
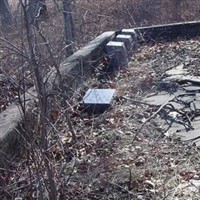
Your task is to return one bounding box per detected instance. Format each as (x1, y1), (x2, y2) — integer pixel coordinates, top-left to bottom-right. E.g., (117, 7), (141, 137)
(121, 28), (137, 40)
(114, 34), (133, 57)
(106, 41), (128, 71)
(121, 28), (137, 48)
(83, 89), (116, 114)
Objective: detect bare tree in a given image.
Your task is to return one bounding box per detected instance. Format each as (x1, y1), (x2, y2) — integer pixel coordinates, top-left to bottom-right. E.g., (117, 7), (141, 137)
(0, 0), (12, 26)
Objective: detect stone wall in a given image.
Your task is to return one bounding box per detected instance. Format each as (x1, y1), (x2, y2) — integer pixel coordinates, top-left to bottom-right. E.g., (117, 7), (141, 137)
(135, 20), (200, 43)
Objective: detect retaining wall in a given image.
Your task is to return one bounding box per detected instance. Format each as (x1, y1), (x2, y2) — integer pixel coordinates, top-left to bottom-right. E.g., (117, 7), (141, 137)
(135, 20), (200, 43)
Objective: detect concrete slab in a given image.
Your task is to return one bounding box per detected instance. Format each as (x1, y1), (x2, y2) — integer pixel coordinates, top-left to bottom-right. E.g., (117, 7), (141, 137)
(165, 64), (188, 76)
(83, 89), (115, 114)
(161, 101), (200, 145)
(144, 61), (200, 146)
(176, 129), (200, 142)
(164, 74), (200, 83)
(0, 104), (21, 141)
(144, 92), (176, 106)
(183, 86), (200, 92)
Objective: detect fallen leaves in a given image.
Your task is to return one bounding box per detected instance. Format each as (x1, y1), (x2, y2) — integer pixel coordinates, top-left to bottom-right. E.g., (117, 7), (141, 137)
(2, 35), (200, 199)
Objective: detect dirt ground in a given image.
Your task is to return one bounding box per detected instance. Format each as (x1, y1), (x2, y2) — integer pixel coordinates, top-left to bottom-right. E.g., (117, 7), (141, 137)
(1, 37), (200, 199)
(57, 37), (200, 199)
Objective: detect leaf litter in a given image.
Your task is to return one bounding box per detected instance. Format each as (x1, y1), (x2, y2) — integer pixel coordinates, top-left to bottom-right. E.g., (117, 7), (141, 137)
(1, 37), (200, 199)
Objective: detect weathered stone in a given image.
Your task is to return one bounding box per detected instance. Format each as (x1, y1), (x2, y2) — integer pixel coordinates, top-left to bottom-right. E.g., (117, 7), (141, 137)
(0, 87), (37, 166)
(121, 28), (137, 41)
(176, 128), (200, 142)
(0, 105), (21, 141)
(106, 41), (128, 71)
(144, 91), (179, 106)
(114, 34), (133, 57)
(135, 20), (200, 43)
(194, 139), (200, 147)
(83, 89), (115, 114)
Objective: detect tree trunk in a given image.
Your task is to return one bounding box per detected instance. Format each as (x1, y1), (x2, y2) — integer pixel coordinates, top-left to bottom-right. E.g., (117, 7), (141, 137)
(0, 0), (12, 26)
(63, 0), (74, 56)
(28, 0), (47, 24)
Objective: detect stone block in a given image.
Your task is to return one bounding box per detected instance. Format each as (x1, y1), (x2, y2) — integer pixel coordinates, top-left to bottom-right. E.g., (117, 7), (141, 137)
(106, 41), (128, 71)
(114, 34), (133, 57)
(121, 29), (137, 50)
(121, 28), (137, 40)
(83, 89), (115, 114)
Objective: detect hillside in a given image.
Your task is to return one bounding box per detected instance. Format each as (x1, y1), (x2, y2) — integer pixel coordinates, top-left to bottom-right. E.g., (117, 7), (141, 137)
(0, 1), (200, 199)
